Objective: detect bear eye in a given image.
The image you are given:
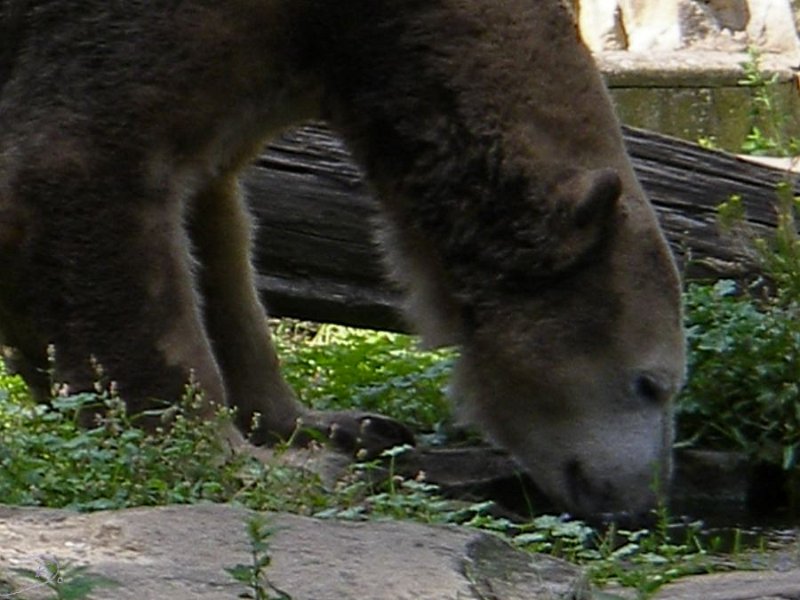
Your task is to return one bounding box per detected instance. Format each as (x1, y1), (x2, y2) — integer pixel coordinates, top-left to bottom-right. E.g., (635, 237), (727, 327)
(634, 373), (666, 406)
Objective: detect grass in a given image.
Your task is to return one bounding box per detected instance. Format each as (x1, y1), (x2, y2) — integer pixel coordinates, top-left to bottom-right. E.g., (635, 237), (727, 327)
(272, 321), (453, 430)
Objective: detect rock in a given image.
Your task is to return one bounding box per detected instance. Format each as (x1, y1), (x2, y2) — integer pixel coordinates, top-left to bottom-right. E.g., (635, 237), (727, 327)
(652, 569), (800, 600)
(602, 569), (800, 600)
(0, 504), (590, 600)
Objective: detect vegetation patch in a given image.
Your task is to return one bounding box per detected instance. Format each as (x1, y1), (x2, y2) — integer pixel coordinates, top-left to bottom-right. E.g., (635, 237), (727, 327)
(273, 321), (453, 430)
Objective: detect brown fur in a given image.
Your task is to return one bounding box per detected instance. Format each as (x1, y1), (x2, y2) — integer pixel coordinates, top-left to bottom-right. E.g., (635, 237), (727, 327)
(0, 0), (684, 519)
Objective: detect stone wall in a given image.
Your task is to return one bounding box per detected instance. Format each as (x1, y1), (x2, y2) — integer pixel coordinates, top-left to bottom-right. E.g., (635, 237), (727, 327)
(575, 0), (800, 151)
(577, 0), (800, 55)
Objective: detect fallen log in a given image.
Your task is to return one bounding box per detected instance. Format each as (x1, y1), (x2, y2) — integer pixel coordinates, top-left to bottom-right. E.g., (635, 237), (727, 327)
(243, 122), (793, 331)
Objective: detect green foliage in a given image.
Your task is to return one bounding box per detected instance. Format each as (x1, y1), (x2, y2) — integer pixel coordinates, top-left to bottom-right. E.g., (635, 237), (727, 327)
(0, 382), (243, 510)
(0, 326), (452, 515)
(758, 180), (800, 301)
(0, 329), (748, 599)
(457, 502), (719, 598)
(11, 558), (117, 600)
(685, 104), (800, 471)
(225, 515), (291, 600)
(717, 182), (800, 305)
(738, 48), (800, 157)
(311, 448), (724, 598)
(229, 453), (331, 515)
(678, 48), (800, 486)
(677, 280), (800, 469)
(315, 445), (454, 523)
(0, 363), (31, 406)
(0, 376), (328, 513)
(587, 522), (713, 598)
(273, 322), (453, 430)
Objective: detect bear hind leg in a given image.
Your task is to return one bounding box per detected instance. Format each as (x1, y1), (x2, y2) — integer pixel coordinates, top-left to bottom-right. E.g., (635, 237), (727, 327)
(3, 154), (245, 446)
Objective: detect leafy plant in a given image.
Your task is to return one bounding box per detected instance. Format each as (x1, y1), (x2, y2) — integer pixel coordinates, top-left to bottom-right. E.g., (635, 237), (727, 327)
(738, 47), (800, 157)
(0, 378), (246, 510)
(226, 515), (291, 600)
(10, 557), (117, 600)
(680, 186), (800, 484)
(273, 322), (453, 430)
(315, 444), (454, 522)
(0, 333), (750, 599)
(587, 523), (714, 598)
(676, 47), (800, 496)
(677, 280), (800, 470)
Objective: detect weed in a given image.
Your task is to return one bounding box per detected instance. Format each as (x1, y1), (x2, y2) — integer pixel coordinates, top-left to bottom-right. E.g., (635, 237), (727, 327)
(273, 322), (453, 430)
(677, 45), (800, 502)
(738, 48), (800, 157)
(226, 515), (291, 600)
(0, 378), (245, 509)
(0, 343), (754, 599)
(313, 445), (453, 522)
(678, 280), (800, 470)
(7, 557), (116, 600)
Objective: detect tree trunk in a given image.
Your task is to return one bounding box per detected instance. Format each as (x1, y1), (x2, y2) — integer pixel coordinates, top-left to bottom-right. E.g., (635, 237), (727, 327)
(242, 122), (792, 331)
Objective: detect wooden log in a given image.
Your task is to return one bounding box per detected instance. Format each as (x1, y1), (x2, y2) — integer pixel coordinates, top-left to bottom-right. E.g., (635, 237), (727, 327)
(242, 122), (793, 331)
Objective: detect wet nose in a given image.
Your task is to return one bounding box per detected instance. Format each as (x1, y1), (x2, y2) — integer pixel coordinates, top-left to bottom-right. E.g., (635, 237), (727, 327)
(565, 458), (659, 522)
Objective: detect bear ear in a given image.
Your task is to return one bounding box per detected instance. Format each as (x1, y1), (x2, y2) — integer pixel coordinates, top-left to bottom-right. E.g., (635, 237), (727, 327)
(540, 167), (622, 274)
(559, 167), (621, 229)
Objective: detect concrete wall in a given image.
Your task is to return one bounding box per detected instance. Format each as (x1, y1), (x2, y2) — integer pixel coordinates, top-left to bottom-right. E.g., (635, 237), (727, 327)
(575, 0), (800, 151)
(577, 0), (800, 53)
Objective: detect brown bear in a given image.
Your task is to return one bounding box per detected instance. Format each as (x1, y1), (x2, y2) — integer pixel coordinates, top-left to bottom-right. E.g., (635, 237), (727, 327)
(0, 0), (685, 521)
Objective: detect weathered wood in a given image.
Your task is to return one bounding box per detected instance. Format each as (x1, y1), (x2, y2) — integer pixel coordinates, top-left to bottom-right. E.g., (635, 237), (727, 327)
(243, 122), (793, 331)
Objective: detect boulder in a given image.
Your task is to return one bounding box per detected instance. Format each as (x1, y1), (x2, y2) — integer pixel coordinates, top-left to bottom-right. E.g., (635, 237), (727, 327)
(653, 569), (800, 600)
(0, 504), (589, 600)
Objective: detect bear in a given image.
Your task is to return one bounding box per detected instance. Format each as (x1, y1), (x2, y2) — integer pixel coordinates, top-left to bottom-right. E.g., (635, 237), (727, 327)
(0, 0), (685, 521)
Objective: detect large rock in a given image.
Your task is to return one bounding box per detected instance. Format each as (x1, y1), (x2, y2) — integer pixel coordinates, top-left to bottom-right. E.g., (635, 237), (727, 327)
(653, 569), (800, 600)
(0, 504), (589, 600)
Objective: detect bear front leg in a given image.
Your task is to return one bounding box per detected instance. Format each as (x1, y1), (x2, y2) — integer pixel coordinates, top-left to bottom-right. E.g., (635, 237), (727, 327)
(187, 176), (301, 440)
(188, 175), (414, 454)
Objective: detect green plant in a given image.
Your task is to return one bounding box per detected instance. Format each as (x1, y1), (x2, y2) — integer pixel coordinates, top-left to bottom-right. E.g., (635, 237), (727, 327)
(738, 47), (800, 157)
(0, 363), (31, 407)
(684, 139), (800, 471)
(678, 280), (800, 468)
(588, 524), (713, 598)
(676, 49), (800, 496)
(456, 501), (722, 599)
(273, 322), (453, 430)
(0, 374), (341, 515)
(314, 444), (454, 522)
(9, 557), (116, 600)
(226, 515), (291, 600)
(0, 378), (247, 509)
